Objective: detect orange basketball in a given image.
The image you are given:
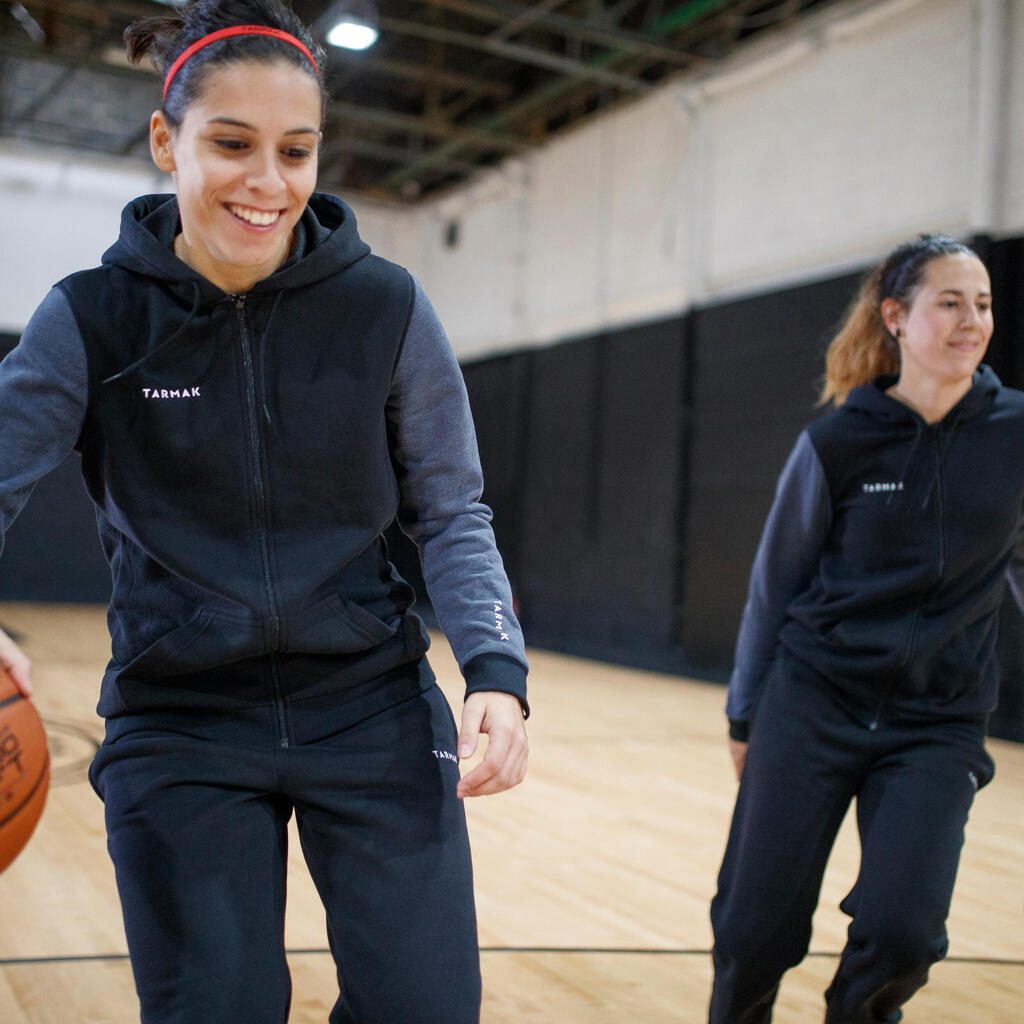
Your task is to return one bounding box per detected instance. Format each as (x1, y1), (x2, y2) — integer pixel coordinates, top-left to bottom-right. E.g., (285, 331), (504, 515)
(0, 674), (50, 874)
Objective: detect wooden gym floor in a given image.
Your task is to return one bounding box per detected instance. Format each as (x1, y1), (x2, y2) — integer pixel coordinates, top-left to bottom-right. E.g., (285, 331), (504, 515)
(1, 602), (1021, 1022)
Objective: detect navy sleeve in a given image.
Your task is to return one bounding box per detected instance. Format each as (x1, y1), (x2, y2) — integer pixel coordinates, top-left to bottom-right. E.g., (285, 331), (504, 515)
(0, 288), (88, 557)
(387, 277), (528, 713)
(725, 430), (831, 736)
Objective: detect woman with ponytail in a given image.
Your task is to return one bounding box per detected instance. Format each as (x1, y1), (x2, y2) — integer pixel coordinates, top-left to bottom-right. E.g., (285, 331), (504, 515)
(707, 235), (1022, 1022)
(0, 2), (527, 1020)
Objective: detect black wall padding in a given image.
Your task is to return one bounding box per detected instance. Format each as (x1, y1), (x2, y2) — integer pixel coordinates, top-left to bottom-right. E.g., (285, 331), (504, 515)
(509, 335), (604, 657)
(680, 272), (863, 670)
(463, 318), (689, 671)
(461, 351), (532, 590)
(983, 236), (1024, 741)
(0, 451), (111, 603)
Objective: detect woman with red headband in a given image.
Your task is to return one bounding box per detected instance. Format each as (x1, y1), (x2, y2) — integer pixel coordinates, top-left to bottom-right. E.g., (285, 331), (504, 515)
(0, 1), (528, 1020)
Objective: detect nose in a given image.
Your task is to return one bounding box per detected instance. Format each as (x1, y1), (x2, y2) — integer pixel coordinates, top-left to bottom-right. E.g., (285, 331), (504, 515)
(960, 304), (983, 329)
(246, 149), (285, 195)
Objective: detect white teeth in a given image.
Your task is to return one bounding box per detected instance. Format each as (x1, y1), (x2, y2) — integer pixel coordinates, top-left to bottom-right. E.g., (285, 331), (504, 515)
(228, 204), (280, 226)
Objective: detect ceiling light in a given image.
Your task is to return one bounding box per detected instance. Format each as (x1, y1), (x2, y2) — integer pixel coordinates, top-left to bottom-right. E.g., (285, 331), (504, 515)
(324, 0), (379, 51)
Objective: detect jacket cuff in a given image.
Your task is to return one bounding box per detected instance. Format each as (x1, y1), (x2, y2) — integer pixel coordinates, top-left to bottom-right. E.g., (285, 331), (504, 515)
(728, 718), (750, 742)
(463, 653), (529, 718)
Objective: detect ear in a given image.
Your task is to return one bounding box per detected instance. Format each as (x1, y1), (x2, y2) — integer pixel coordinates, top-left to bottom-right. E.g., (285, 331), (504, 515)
(150, 110), (177, 173)
(880, 297), (904, 339)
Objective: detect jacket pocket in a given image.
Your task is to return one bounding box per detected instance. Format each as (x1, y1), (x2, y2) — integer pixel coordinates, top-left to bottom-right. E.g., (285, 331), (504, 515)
(115, 609), (217, 677)
(289, 593), (399, 654)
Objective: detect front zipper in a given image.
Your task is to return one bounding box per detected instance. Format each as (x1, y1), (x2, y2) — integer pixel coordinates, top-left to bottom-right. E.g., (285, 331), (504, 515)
(233, 294), (289, 748)
(869, 428), (947, 730)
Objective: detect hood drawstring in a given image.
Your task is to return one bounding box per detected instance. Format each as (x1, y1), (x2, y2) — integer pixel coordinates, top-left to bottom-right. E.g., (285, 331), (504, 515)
(887, 418), (925, 507)
(101, 281), (202, 385)
(257, 290), (285, 426)
(922, 406), (966, 510)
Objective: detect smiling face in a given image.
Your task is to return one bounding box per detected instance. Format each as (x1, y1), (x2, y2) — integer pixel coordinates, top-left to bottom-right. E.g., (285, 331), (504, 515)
(883, 253), (993, 394)
(150, 59), (321, 294)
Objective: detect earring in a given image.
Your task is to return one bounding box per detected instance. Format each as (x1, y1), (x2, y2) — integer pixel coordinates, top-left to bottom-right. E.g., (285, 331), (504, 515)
(895, 328), (901, 339)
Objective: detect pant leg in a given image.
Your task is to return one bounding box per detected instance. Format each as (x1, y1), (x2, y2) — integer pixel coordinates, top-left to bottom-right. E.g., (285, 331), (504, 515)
(709, 658), (863, 1024)
(284, 683), (481, 1024)
(90, 730), (292, 1024)
(823, 720), (994, 1024)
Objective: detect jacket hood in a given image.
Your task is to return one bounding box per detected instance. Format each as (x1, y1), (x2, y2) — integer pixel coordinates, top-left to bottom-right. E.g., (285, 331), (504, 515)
(100, 192), (371, 300)
(843, 364), (1002, 425)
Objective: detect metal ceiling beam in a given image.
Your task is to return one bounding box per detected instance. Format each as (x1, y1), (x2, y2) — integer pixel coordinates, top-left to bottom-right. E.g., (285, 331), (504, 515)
(418, 0), (694, 64)
(489, 0), (570, 41)
(0, 39), (153, 83)
(9, 2), (47, 44)
(327, 98), (527, 152)
(377, 15), (652, 92)
(602, 0), (649, 23)
(329, 51), (512, 99)
(381, 0), (733, 190)
(323, 135), (477, 175)
(6, 22), (113, 127)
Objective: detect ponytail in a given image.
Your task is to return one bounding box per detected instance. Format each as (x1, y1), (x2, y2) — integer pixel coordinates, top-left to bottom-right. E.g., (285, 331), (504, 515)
(819, 266), (899, 406)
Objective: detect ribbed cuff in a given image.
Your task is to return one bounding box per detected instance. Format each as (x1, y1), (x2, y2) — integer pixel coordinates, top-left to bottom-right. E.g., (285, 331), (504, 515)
(728, 718), (750, 742)
(463, 653), (529, 718)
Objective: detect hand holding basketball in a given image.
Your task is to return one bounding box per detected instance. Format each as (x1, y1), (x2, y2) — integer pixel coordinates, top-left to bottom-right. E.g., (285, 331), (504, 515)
(1, 626), (33, 697)
(1, 631), (48, 874)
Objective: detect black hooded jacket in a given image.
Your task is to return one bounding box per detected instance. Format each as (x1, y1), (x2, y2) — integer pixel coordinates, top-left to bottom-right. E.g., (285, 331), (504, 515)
(728, 366), (1024, 735)
(0, 194), (527, 726)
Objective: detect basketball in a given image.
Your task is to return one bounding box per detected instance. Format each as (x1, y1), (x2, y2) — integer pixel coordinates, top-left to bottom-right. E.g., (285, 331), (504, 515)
(0, 673), (50, 874)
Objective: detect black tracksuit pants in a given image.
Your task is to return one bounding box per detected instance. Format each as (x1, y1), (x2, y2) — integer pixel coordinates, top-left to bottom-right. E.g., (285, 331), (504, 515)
(708, 653), (993, 1024)
(89, 663), (480, 1024)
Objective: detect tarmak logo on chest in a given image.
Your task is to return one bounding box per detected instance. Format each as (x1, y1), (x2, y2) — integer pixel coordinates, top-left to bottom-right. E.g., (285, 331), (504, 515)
(141, 387), (201, 399)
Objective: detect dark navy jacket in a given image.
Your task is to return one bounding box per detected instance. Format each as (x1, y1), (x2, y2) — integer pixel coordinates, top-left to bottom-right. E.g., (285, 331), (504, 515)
(728, 367), (1024, 737)
(0, 194), (527, 725)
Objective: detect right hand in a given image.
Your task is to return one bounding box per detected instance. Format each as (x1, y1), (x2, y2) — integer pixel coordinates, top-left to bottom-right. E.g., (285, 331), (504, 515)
(0, 627), (33, 696)
(728, 738), (747, 782)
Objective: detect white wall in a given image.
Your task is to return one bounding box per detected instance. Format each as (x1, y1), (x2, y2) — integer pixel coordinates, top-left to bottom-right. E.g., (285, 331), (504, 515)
(701, 0), (974, 295)
(3, 0), (1023, 358)
(1004, 0), (1024, 228)
(406, 0), (1024, 359)
(0, 147), (167, 332)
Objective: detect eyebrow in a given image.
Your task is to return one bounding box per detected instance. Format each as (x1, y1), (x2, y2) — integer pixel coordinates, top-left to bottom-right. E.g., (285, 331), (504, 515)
(938, 289), (992, 298)
(206, 117), (318, 135)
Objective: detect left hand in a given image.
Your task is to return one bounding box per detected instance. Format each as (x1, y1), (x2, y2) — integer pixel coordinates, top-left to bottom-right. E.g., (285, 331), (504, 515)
(456, 691), (528, 798)
(728, 738), (748, 782)
(0, 626), (33, 697)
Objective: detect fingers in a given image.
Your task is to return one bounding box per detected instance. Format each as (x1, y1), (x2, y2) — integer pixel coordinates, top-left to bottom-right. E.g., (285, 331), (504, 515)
(457, 693), (529, 799)
(728, 738), (748, 782)
(0, 628), (33, 697)
(457, 698), (485, 762)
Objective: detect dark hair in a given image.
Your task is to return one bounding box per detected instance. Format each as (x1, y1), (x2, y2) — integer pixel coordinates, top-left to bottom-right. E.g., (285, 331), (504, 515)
(820, 233), (982, 406)
(878, 234), (977, 308)
(124, 0), (328, 127)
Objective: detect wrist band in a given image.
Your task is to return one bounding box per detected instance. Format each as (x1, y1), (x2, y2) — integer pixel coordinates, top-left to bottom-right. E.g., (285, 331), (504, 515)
(163, 25), (319, 101)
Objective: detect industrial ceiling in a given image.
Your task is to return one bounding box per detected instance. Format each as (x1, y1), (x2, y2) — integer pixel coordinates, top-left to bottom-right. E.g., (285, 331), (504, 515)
(1, 0), (846, 201)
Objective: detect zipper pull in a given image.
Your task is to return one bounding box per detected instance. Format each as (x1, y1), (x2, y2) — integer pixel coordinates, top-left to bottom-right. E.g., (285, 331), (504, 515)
(232, 294), (245, 310)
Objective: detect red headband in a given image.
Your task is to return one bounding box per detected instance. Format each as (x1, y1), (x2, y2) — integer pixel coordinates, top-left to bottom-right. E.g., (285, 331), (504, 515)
(163, 25), (319, 101)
